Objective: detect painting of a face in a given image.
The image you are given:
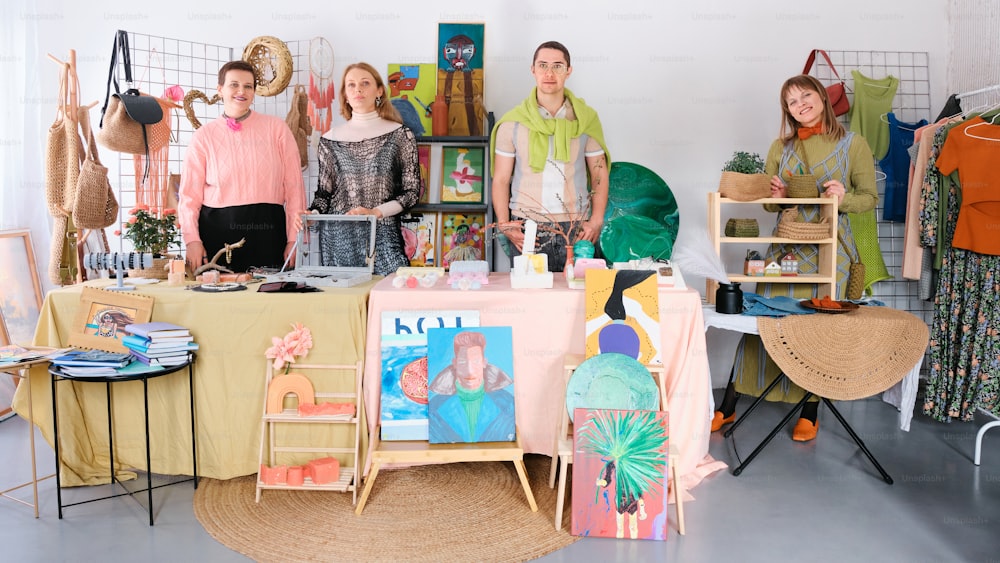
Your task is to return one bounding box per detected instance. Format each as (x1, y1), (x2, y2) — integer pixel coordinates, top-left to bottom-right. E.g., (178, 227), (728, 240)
(455, 345), (485, 390)
(444, 35), (476, 71)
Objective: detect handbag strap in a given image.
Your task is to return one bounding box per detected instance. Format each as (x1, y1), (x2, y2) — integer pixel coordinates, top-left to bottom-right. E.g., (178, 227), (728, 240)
(836, 229), (861, 263)
(78, 106), (103, 167)
(802, 49), (843, 82)
(100, 30), (134, 128)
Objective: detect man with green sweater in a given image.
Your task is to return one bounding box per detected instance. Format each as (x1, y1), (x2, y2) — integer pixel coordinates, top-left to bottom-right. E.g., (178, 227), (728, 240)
(490, 41), (610, 273)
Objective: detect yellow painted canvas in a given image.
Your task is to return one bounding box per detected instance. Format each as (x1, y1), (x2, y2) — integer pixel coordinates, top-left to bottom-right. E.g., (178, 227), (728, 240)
(584, 269), (661, 365)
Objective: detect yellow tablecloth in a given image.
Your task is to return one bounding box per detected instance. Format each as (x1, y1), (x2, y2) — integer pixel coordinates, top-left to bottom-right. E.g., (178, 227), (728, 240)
(12, 279), (374, 487)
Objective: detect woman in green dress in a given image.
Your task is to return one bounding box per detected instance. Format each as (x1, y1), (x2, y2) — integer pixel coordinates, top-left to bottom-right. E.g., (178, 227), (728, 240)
(712, 74), (877, 441)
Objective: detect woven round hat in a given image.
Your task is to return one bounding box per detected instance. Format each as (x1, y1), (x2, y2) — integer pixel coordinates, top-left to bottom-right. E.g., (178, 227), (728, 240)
(757, 305), (929, 400)
(242, 36), (293, 97)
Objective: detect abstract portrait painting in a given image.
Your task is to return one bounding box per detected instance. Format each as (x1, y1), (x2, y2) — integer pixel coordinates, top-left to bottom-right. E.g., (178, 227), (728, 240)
(584, 269), (661, 364)
(426, 326), (514, 444)
(572, 408), (669, 540)
(436, 22), (485, 135)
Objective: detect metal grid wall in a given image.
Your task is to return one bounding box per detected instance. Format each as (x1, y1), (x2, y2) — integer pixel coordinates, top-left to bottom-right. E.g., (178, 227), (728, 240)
(115, 33), (327, 253)
(808, 50), (934, 324)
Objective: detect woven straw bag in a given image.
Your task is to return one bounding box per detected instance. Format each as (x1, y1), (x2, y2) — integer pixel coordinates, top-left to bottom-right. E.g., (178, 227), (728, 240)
(785, 174), (819, 198)
(838, 231), (866, 299)
(74, 108), (119, 229)
(776, 208), (829, 240)
(45, 64), (80, 218)
(725, 218), (759, 237)
(718, 171), (771, 201)
(285, 84), (312, 169)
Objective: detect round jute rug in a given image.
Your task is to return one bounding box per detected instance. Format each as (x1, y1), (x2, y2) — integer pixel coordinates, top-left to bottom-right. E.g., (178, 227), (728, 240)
(193, 455), (578, 562)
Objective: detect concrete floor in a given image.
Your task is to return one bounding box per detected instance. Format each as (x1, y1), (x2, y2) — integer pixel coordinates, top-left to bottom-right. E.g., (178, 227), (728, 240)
(1, 392), (997, 562)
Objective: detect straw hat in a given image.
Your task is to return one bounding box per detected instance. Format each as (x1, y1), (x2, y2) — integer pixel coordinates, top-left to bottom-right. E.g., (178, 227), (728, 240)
(757, 306), (929, 400)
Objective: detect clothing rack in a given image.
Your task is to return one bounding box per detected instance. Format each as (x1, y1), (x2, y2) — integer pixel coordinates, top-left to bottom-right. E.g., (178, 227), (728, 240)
(956, 84), (1000, 99)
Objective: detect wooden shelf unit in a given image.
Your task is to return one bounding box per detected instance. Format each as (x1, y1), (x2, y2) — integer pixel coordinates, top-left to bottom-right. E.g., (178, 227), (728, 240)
(707, 192), (839, 302)
(256, 362), (364, 504)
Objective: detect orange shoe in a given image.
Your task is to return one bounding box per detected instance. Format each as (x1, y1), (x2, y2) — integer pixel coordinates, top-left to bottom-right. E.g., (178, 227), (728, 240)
(711, 411), (736, 432)
(792, 418), (819, 442)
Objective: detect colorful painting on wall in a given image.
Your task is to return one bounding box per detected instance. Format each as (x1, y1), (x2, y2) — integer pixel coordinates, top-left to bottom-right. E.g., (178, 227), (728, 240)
(401, 212), (437, 267)
(572, 408), (670, 540)
(439, 212), (485, 269)
(380, 310), (480, 441)
(436, 22), (485, 136)
(584, 269), (661, 365)
(440, 146), (484, 204)
(426, 326), (515, 444)
(0, 230), (43, 347)
(387, 63), (436, 137)
(417, 144), (432, 204)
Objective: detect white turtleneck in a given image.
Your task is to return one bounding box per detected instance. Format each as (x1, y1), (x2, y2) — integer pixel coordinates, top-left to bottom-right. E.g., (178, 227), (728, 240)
(322, 110), (406, 219)
(323, 110), (402, 142)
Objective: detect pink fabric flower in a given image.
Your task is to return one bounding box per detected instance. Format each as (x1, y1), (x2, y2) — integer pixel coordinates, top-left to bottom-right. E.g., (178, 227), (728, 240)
(163, 85), (185, 103)
(265, 323), (313, 372)
(226, 117), (242, 132)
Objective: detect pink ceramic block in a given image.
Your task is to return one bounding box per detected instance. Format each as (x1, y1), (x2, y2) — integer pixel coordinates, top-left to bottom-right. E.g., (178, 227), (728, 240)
(259, 463), (288, 485)
(298, 402), (356, 417)
(287, 465), (304, 486)
(306, 457), (340, 485)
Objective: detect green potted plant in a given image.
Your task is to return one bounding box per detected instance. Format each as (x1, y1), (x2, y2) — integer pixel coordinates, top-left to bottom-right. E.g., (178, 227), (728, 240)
(116, 205), (180, 278)
(719, 151), (771, 201)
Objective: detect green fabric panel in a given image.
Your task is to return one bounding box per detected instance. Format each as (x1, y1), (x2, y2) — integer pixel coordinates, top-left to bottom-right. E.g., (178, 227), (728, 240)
(848, 208), (891, 292)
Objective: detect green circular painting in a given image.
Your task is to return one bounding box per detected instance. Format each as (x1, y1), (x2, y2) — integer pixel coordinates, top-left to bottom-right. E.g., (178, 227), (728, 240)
(565, 352), (661, 424)
(599, 162), (679, 262)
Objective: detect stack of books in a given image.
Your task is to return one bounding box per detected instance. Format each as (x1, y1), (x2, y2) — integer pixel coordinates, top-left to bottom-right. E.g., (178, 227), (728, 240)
(122, 322), (198, 367)
(49, 349), (133, 377)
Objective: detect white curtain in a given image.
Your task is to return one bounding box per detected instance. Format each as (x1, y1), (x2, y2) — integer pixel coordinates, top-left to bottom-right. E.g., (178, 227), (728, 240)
(1, 1), (53, 295)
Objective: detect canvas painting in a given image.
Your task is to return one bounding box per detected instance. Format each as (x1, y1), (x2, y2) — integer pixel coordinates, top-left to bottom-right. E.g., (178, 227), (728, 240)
(436, 22), (486, 135)
(401, 212), (437, 267)
(387, 64), (436, 137)
(426, 326), (514, 444)
(584, 269), (661, 365)
(440, 146), (484, 204)
(439, 213), (485, 269)
(571, 408), (670, 540)
(380, 310), (480, 441)
(417, 144), (432, 204)
(0, 230), (44, 347)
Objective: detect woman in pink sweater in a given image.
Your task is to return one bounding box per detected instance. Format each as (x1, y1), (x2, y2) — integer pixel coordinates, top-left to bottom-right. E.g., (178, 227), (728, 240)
(179, 60), (306, 273)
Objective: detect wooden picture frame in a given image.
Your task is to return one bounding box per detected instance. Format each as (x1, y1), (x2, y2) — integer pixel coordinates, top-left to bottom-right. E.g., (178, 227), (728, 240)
(440, 146), (485, 204)
(0, 229), (44, 347)
(68, 287), (154, 353)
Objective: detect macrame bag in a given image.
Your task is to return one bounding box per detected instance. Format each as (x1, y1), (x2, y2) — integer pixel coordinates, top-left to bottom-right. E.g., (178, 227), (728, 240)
(97, 30), (164, 156)
(74, 107), (119, 229)
(839, 231), (866, 300)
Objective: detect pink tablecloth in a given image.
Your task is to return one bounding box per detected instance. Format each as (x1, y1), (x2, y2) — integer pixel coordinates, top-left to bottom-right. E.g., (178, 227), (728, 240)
(363, 274), (726, 490)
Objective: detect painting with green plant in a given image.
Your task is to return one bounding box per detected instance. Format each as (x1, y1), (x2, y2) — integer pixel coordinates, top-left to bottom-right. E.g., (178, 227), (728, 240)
(572, 408), (669, 540)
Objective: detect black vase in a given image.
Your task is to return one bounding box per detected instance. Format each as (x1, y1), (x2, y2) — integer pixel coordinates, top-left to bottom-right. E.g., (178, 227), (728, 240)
(716, 282), (744, 314)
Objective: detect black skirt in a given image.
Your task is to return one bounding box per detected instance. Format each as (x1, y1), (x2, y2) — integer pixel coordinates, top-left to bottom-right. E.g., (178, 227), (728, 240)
(199, 203), (287, 273)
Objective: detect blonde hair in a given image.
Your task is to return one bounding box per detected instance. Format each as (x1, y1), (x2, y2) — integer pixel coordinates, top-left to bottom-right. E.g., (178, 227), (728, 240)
(778, 74), (846, 144)
(339, 62), (403, 123)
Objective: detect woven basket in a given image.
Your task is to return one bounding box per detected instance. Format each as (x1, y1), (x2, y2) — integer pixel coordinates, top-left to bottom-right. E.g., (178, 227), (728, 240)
(725, 218), (759, 237)
(785, 174), (819, 198)
(128, 255), (172, 280)
(776, 208), (829, 240)
(718, 171), (771, 201)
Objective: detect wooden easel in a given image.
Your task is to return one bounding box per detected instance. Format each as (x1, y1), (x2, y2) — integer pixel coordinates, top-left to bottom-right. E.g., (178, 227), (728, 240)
(355, 427), (538, 515)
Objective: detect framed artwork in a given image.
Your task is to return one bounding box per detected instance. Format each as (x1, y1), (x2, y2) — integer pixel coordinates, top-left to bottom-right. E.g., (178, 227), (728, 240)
(69, 287), (154, 353)
(436, 22), (486, 135)
(439, 213), (485, 269)
(388, 64), (436, 137)
(417, 144), (432, 204)
(440, 146), (484, 204)
(401, 212), (438, 267)
(584, 269), (662, 365)
(379, 310), (479, 441)
(572, 408), (669, 540)
(0, 229), (44, 347)
(426, 326), (514, 444)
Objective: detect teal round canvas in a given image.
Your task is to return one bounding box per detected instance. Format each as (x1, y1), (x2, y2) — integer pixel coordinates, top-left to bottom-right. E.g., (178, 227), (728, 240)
(565, 352), (660, 424)
(599, 161), (679, 262)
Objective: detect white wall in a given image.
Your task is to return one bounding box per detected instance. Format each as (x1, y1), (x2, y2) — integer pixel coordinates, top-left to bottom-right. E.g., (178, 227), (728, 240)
(6, 0), (954, 384)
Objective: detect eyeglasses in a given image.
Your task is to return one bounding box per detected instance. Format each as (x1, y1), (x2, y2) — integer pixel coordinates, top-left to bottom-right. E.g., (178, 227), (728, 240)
(535, 62), (568, 75)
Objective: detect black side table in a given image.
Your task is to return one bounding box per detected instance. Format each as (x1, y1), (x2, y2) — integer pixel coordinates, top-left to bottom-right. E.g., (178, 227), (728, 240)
(49, 356), (197, 525)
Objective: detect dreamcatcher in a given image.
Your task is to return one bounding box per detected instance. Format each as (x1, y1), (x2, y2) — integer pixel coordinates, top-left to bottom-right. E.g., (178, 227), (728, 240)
(307, 37), (335, 135)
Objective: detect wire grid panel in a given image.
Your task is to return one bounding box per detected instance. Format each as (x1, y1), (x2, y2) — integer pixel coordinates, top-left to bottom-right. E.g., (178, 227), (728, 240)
(807, 50), (934, 326)
(114, 33), (329, 254)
